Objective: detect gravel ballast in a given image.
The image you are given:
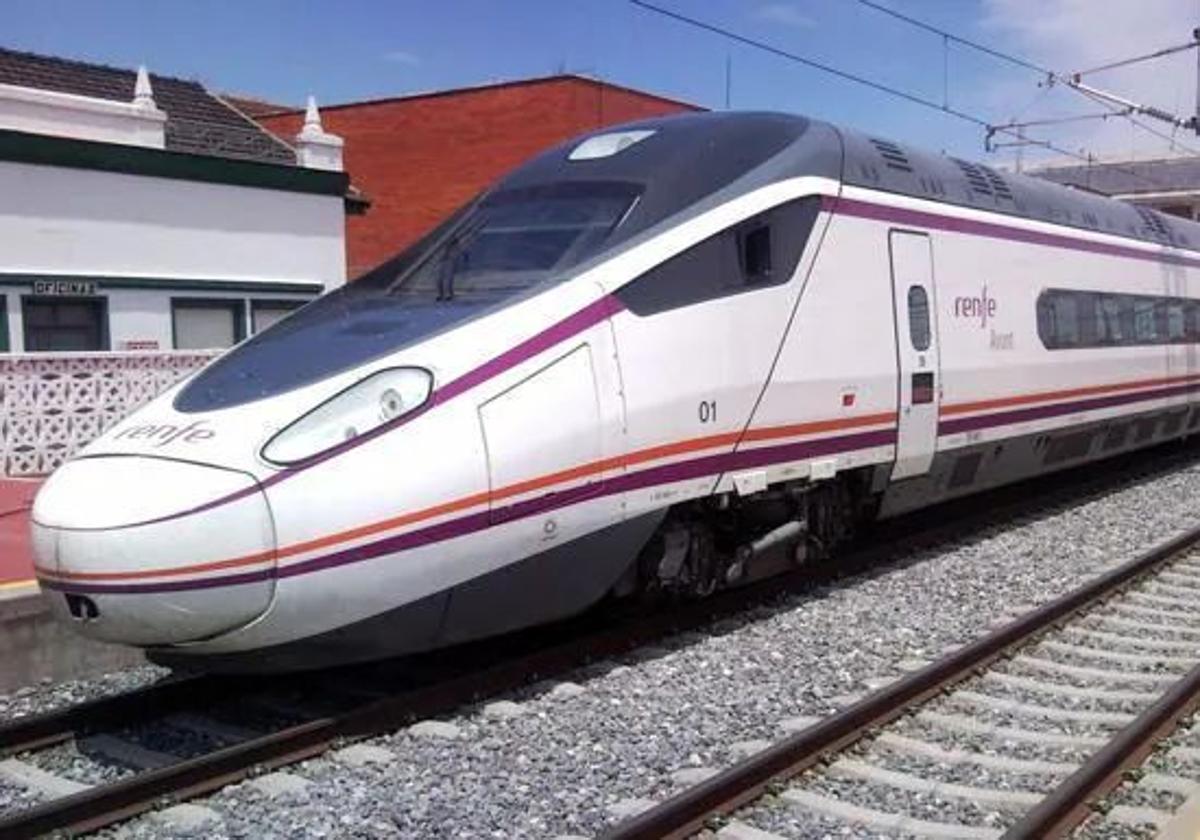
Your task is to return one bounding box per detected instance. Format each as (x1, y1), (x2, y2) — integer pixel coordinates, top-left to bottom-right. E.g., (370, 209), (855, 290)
(13, 460), (1200, 838)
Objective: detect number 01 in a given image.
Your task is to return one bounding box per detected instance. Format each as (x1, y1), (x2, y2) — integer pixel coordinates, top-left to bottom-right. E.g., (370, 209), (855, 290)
(698, 400), (716, 423)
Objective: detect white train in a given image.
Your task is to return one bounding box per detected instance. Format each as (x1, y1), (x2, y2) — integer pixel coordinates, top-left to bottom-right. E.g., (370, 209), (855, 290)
(31, 112), (1200, 671)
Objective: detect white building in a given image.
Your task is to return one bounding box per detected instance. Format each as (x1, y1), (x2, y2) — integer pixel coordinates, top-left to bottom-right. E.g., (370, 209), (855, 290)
(0, 47), (356, 353)
(1034, 156), (1200, 222)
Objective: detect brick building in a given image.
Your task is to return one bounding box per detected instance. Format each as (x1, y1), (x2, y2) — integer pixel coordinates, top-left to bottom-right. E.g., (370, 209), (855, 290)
(255, 75), (700, 277)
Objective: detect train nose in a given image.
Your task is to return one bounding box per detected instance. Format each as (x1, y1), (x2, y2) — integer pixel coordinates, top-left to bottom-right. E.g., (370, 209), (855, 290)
(31, 456), (276, 646)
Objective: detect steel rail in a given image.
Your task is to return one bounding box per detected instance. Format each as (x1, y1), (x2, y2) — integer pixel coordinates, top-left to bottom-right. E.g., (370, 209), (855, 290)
(1002, 659), (1200, 838)
(600, 525), (1200, 840)
(0, 672), (251, 757)
(2, 444), (1195, 838)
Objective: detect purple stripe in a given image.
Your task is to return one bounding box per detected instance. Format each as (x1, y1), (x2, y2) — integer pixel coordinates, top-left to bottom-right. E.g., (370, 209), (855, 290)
(44, 427), (896, 595)
(433, 295), (624, 405)
(938, 382), (1200, 436)
(38, 567), (276, 596)
(827, 196), (1200, 270)
(95, 294), (626, 529)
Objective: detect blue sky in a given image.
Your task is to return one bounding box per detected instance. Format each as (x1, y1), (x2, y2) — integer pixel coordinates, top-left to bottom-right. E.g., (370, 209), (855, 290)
(4, 1), (1197, 165)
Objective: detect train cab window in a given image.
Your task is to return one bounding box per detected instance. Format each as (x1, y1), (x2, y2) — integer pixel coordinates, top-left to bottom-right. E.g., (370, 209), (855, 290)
(740, 226), (773, 283)
(615, 196), (821, 316)
(907, 285), (931, 350)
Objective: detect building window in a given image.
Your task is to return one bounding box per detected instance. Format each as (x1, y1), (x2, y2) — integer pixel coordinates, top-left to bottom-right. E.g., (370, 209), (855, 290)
(0, 295), (7, 353)
(251, 300), (304, 334)
(172, 299), (245, 350)
(22, 297), (108, 352)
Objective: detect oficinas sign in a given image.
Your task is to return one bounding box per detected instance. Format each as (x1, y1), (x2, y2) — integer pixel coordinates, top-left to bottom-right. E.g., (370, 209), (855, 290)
(32, 279), (98, 296)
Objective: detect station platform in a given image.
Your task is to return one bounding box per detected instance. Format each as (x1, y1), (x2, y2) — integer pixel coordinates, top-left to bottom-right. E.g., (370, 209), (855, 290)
(0, 477), (39, 592)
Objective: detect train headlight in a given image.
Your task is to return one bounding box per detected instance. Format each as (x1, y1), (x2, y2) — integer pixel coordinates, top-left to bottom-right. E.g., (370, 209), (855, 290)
(262, 367), (433, 464)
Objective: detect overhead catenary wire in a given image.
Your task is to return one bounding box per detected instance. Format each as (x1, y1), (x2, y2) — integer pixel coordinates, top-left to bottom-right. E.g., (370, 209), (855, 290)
(853, 0), (1052, 77)
(1073, 35), (1200, 79)
(851, 0), (1200, 160)
(628, 0), (1166, 188)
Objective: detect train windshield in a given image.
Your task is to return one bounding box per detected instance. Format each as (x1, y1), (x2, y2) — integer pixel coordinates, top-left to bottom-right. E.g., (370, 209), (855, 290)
(174, 181), (640, 412)
(388, 181), (640, 300)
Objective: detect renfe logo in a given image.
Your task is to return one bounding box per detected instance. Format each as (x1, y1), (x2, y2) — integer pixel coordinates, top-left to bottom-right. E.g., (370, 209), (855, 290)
(954, 285), (997, 328)
(113, 420), (215, 447)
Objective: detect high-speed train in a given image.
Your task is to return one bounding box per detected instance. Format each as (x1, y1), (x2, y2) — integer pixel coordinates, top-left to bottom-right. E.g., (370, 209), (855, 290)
(31, 111), (1200, 671)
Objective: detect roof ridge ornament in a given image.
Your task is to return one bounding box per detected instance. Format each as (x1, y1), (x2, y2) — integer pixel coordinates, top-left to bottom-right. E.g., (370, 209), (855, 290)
(295, 94), (344, 171)
(301, 94), (324, 135)
(132, 65), (155, 109)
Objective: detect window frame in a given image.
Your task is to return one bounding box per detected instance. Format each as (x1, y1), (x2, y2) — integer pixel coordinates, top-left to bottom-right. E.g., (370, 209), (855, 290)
(20, 294), (109, 353)
(250, 298), (306, 335)
(170, 297), (246, 350)
(1038, 288), (1200, 350)
(906, 284), (932, 351)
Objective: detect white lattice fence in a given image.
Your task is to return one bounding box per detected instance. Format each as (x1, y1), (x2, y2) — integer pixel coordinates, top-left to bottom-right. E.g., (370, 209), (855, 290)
(0, 351), (220, 476)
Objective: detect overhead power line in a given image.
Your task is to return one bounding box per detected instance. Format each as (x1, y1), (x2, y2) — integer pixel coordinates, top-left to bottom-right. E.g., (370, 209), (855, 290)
(852, 0), (1200, 157)
(629, 0), (991, 129)
(1073, 34), (1200, 79)
(853, 0), (1051, 77)
(627, 0), (1165, 187)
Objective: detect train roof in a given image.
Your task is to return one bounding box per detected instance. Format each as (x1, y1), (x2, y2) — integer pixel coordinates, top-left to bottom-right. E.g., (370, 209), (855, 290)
(501, 110), (1200, 253)
(835, 124), (1200, 251)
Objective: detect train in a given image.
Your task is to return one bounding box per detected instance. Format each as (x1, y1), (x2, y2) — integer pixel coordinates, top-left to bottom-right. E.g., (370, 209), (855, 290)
(30, 110), (1200, 672)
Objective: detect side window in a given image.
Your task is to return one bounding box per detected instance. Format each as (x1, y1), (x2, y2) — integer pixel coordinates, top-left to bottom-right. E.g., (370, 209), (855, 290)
(1168, 301), (1187, 342)
(1040, 289), (1200, 349)
(1076, 293), (1100, 346)
(1097, 294), (1126, 345)
(615, 197), (821, 316)
(1187, 301), (1200, 341)
(907, 285), (931, 350)
(1134, 297), (1158, 342)
(1038, 291), (1080, 349)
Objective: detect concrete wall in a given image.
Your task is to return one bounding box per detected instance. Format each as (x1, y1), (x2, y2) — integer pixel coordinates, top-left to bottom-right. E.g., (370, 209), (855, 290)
(0, 81), (166, 149)
(0, 160), (346, 285)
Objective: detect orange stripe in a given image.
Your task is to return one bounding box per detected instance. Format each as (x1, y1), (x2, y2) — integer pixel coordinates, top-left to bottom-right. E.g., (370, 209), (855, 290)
(940, 374), (1200, 418)
(36, 412), (894, 583)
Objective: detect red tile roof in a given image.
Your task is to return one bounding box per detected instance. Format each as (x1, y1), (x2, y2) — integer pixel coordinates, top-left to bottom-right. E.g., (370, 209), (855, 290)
(0, 46), (295, 164)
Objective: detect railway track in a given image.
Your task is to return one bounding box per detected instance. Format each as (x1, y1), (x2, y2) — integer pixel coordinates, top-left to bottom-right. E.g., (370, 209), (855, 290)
(2, 444), (1199, 838)
(602, 526), (1200, 839)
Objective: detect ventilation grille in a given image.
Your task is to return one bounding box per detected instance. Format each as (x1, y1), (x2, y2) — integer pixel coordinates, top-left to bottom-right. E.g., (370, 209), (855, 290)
(952, 158), (993, 197)
(869, 138), (913, 173)
(1136, 206), (1174, 242)
(980, 165), (1014, 201)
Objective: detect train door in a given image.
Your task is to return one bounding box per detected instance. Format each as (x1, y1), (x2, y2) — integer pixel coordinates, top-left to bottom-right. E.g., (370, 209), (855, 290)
(889, 230), (942, 480)
(1164, 260), (1191, 415)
